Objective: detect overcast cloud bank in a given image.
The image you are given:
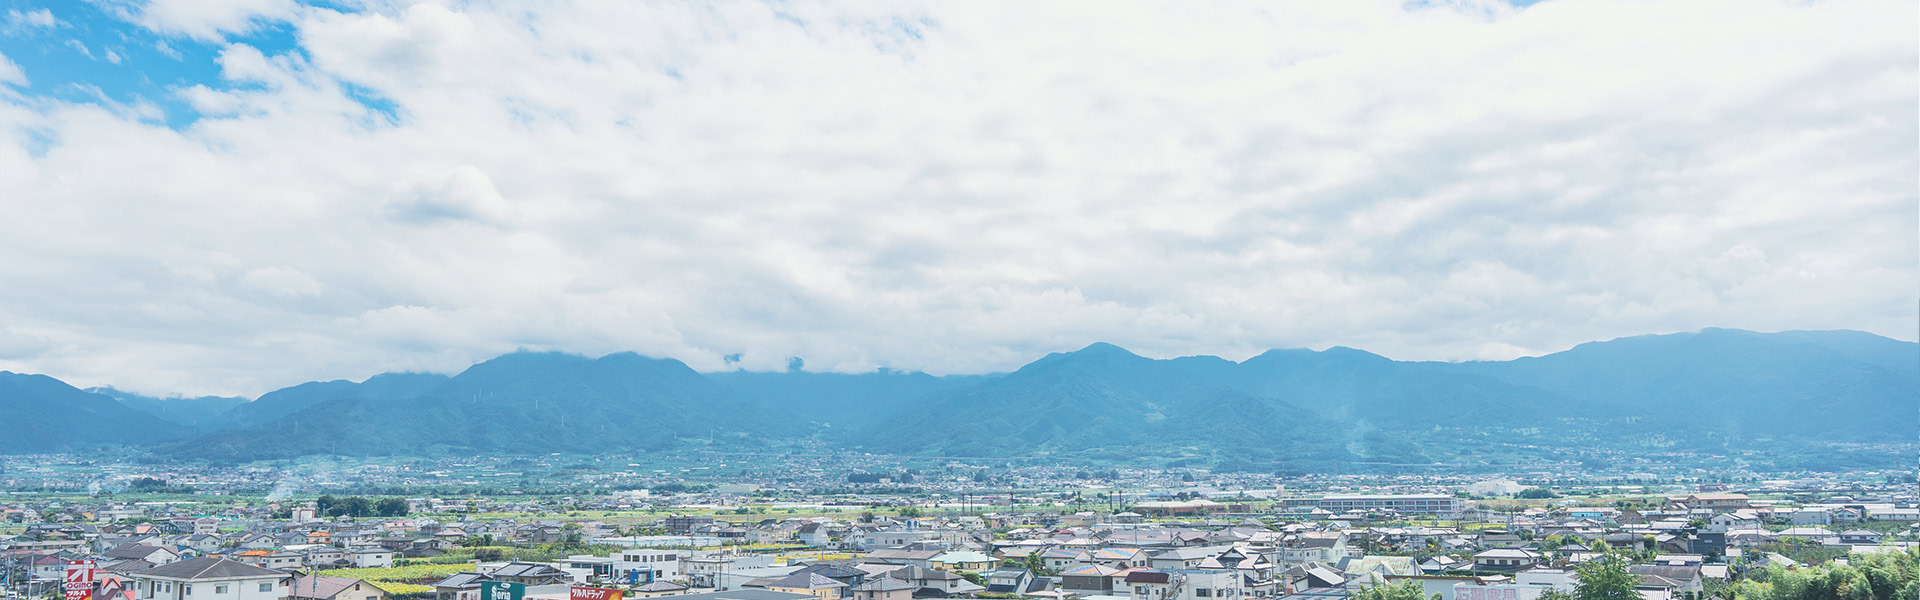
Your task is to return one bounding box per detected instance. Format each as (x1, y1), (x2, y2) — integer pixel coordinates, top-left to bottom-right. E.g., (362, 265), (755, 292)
(0, 0), (1913, 396)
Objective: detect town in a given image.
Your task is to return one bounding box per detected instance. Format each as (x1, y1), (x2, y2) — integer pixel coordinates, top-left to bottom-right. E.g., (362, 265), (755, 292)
(3, 463), (1915, 600)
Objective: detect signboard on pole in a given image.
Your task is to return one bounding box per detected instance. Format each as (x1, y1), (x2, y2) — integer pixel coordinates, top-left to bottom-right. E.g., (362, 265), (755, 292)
(65, 561), (96, 600)
(480, 581), (525, 600)
(570, 587), (623, 600)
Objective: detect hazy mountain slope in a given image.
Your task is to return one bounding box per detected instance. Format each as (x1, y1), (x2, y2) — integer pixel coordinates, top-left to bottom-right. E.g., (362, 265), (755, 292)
(158, 352), (805, 460)
(1226, 347), (1568, 425)
(851, 343), (1344, 462)
(88, 388), (248, 431)
(0, 373), (180, 453)
(7, 327), (1901, 468)
(1457, 328), (1919, 440)
(210, 372), (452, 429)
(708, 369), (993, 430)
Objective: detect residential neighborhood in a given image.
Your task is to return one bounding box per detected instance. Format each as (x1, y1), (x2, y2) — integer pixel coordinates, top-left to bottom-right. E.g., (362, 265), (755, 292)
(5, 482), (1917, 600)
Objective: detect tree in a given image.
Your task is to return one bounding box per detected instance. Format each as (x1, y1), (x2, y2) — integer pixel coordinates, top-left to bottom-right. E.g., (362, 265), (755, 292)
(1572, 556), (1639, 600)
(1022, 552), (1055, 576)
(374, 498), (409, 517)
(316, 495), (337, 514)
(1352, 581), (1437, 600)
(325, 496), (374, 517)
(1518, 488), (1557, 499)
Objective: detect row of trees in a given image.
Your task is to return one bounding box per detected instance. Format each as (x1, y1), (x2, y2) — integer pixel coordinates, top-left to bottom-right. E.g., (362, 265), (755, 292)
(315, 495), (410, 517)
(1720, 549), (1919, 600)
(1359, 548), (1919, 600)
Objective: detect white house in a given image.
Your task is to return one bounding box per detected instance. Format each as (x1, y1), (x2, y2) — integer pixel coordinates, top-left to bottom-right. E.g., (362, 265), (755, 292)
(349, 550), (394, 569)
(1126, 569), (1245, 600)
(1788, 509), (1832, 527)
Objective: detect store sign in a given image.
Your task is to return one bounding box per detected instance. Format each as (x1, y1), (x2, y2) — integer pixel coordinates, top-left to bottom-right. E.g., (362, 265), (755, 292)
(570, 586), (623, 600)
(480, 581), (526, 600)
(64, 561), (96, 600)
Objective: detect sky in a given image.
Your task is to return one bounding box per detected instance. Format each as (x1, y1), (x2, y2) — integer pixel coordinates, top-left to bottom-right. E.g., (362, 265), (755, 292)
(0, 0), (1913, 398)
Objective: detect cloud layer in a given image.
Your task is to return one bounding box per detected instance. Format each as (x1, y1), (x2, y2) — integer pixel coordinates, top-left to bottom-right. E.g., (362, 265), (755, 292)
(0, 0), (1913, 396)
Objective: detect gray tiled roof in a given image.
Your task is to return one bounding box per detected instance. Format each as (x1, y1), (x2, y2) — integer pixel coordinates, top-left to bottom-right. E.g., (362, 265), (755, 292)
(135, 558), (286, 580)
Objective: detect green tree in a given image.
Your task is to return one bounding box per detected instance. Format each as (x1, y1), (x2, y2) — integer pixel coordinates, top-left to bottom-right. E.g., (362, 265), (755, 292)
(1022, 552), (1055, 576)
(328, 496), (373, 517)
(1572, 556), (1639, 600)
(374, 498), (410, 517)
(1352, 581), (1437, 600)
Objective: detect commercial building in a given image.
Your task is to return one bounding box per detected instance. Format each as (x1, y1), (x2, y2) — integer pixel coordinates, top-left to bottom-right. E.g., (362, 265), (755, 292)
(1316, 495), (1459, 516)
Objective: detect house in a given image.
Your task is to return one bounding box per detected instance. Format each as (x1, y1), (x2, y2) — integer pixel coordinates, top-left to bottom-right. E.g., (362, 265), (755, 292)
(863, 550), (942, 571)
(304, 548), (347, 569)
(984, 568), (1045, 595)
(797, 524), (832, 548)
(129, 557), (291, 600)
(1337, 556), (1417, 587)
(631, 581), (693, 598)
(350, 550), (395, 569)
(433, 573), (492, 600)
(1470, 550), (1539, 573)
(1665, 495), (1749, 511)
(1708, 512), (1761, 531)
(792, 563), (864, 590)
(761, 572), (848, 600)
(1089, 548), (1152, 570)
(1151, 547), (1230, 571)
(846, 578), (913, 600)
(262, 552), (306, 571)
(928, 551), (995, 573)
(109, 544), (182, 566)
(288, 575), (389, 600)
(1627, 565), (1703, 596)
(1060, 565), (1121, 594)
(1788, 509), (1832, 527)
(1838, 530), (1884, 545)
(1125, 569), (1242, 600)
(875, 566), (981, 596)
(1282, 533), (1347, 566)
(485, 563), (573, 586)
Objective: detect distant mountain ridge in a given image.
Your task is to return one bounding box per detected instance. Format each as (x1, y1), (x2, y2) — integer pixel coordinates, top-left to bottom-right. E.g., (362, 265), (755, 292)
(0, 372), (177, 453)
(86, 388), (248, 432)
(1, 328), (1911, 470)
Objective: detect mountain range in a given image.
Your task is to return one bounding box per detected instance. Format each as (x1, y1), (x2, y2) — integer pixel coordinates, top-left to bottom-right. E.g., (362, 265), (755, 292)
(0, 328), (1912, 471)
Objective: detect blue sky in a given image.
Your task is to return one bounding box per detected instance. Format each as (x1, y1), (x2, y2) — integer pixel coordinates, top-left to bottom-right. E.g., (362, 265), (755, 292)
(0, 0), (1912, 396)
(0, 1), (306, 128)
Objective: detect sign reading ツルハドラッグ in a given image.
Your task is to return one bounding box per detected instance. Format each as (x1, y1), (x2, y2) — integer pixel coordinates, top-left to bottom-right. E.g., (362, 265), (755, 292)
(570, 586), (623, 600)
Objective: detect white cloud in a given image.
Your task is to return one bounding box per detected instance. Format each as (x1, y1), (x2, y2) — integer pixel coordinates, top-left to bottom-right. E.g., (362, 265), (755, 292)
(0, 323), (51, 360)
(0, 52), (23, 86)
(240, 266), (324, 298)
(3, 8), (59, 33)
(0, 0), (1912, 396)
(133, 0), (300, 42)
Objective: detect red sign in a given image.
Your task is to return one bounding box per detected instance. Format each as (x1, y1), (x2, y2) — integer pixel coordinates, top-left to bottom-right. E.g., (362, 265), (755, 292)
(570, 587), (622, 600)
(65, 561), (95, 584)
(66, 560), (95, 600)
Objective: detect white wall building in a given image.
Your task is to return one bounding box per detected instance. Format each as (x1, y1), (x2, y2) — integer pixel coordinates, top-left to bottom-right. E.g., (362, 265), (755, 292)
(131, 557), (290, 600)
